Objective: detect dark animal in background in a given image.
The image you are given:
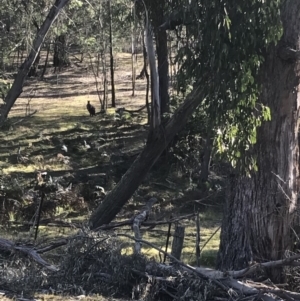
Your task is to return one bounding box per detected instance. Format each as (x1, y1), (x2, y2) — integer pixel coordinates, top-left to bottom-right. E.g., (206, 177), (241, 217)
(87, 101), (96, 116)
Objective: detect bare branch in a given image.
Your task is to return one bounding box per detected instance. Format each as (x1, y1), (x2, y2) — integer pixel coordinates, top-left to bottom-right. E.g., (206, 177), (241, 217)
(94, 213), (196, 230)
(36, 239), (68, 254)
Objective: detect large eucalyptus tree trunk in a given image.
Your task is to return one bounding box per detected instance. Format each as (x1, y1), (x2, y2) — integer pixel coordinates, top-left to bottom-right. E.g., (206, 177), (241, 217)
(217, 1), (300, 283)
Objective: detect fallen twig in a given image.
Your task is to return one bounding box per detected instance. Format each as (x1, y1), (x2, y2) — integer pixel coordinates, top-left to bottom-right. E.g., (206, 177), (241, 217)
(36, 239), (68, 254)
(12, 110), (38, 125)
(200, 226), (221, 253)
(94, 213), (196, 231)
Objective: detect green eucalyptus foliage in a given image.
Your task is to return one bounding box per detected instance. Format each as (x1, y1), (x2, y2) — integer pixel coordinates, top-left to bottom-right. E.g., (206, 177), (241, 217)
(175, 0), (282, 171)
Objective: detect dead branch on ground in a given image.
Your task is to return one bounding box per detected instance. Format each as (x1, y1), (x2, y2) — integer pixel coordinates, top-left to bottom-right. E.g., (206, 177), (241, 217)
(12, 110), (38, 125)
(117, 233), (300, 301)
(0, 238), (58, 271)
(94, 213), (196, 230)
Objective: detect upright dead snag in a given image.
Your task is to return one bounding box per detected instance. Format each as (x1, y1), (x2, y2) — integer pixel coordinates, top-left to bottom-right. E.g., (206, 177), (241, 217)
(142, 1), (160, 129)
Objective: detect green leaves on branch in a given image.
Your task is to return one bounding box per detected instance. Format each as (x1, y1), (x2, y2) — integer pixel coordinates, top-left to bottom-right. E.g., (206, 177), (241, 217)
(215, 103), (271, 173)
(175, 0), (281, 171)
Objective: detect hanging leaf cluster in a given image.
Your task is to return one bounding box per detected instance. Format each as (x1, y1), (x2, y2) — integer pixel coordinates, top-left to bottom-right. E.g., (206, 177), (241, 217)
(175, 0), (281, 170)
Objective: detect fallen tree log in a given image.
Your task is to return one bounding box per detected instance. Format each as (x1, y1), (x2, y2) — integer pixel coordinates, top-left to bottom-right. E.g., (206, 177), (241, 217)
(8, 218), (81, 229)
(1, 231), (300, 300)
(118, 233), (300, 301)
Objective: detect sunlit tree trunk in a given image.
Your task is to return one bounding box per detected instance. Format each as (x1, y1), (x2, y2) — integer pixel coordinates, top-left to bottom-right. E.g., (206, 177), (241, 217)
(108, 0), (116, 108)
(155, 11), (169, 116)
(131, 2), (137, 96)
(217, 1), (300, 283)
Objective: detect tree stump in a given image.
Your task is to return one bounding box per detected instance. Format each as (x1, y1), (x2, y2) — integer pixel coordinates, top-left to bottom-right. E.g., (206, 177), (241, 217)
(171, 224), (185, 263)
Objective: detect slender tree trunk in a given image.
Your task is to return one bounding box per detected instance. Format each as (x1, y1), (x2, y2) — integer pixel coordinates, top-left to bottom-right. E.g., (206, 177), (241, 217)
(0, 0), (70, 123)
(131, 2), (137, 96)
(146, 25), (160, 129)
(108, 0), (116, 108)
(53, 34), (70, 69)
(40, 43), (50, 80)
(200, 130), (214, 183)
(217, 1), (300, 283)
(89, 80), (208, 229)
(96, 53), (100, 77)
(156, 25), (169, 116)
(144, 46), (150, 124)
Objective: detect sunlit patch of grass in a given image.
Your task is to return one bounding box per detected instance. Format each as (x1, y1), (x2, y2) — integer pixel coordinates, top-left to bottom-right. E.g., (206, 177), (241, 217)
(34, 294), (117, 301)
(199, 249), (219, 267)
(2, 165), (39, 174)
(2, 162), (72, 174)
(37, 225), (78, 238)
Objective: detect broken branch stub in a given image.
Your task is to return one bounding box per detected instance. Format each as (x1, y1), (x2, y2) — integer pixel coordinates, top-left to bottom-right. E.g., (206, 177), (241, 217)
(132, 197), (157, 253)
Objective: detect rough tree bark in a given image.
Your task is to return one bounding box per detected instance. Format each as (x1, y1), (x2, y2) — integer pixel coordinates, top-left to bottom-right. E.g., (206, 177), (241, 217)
(0, 0), (70, 124)
(217, 1), (300, 283)
(89, 80), (208, 229)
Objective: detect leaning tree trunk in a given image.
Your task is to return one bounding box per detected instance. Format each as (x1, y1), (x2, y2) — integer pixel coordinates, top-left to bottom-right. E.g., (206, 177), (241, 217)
(89, 80), (208, 229)
(0, 0), (70, 123)
(217, 1), (300, 283)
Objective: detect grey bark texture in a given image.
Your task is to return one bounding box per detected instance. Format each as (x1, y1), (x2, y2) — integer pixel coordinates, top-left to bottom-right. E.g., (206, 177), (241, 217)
(217, 1), (300, 283)
(171, 225), (185, 262)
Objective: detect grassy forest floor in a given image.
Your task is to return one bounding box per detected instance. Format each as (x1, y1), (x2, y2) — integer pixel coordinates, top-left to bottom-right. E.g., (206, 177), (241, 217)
(0, 53), (225, 300)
